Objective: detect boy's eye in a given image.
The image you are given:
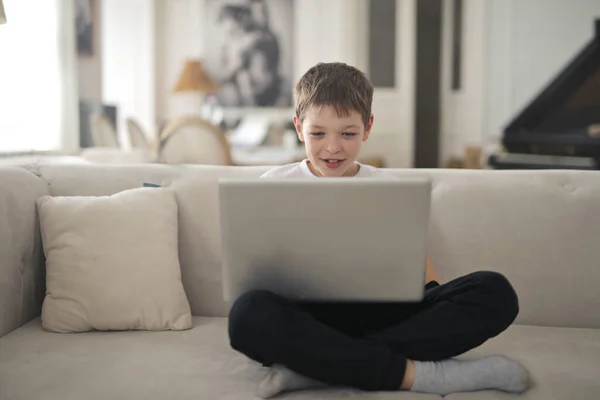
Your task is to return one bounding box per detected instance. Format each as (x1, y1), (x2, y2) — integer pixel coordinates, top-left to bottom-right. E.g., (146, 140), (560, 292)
(311, 132), (325, 137)
(343, 132), (357, 137)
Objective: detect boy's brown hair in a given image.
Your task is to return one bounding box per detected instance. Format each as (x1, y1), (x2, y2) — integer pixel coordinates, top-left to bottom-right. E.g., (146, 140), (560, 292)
(293, 62), (374, 126)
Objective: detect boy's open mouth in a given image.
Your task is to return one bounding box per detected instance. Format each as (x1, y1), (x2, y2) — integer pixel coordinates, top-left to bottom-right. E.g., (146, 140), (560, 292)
(322, 159), (345, 168)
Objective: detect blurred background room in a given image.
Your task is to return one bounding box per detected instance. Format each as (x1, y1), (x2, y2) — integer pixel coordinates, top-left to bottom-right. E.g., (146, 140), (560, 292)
(0, 0), (599, 170)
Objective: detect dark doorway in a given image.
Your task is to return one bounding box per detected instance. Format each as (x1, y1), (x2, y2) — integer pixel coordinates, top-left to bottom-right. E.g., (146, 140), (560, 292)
(414, 0), (443, 168)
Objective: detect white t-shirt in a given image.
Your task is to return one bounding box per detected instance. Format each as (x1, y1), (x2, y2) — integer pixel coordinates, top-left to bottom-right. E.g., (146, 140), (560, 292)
(260, 159), (393, 179)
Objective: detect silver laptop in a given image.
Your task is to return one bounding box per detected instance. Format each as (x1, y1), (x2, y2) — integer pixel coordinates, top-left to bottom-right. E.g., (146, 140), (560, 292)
(218, 177), (432, 303)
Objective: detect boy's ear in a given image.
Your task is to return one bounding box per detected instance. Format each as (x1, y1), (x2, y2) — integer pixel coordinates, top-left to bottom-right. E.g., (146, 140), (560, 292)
(363, 114), (374, 142)
(293, 116), (305, 142)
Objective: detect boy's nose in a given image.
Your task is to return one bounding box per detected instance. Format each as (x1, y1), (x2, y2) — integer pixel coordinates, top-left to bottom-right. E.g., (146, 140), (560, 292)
(325, 138), (342, 153)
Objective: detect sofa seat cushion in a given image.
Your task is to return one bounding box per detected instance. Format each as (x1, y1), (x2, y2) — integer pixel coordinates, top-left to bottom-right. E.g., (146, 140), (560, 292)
(446, 324), (600, 400)
(1, 318), (599, 400)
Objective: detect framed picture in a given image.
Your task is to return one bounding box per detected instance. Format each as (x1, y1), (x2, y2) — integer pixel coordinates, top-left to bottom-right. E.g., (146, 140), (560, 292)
(203, 0), (294, 108)
(75, 0), (94, 56)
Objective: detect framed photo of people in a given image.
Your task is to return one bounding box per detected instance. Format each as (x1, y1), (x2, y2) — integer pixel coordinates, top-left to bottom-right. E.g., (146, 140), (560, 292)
(203, 0), (294, 108)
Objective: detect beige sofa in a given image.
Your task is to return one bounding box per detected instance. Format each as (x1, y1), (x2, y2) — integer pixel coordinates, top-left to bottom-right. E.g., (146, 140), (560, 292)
(1, 163), (600, 400)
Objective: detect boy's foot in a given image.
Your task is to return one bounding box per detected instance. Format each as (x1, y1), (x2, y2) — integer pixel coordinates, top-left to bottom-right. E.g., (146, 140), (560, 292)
(410, 355), (531, 396)
(257, 364), (328, 398)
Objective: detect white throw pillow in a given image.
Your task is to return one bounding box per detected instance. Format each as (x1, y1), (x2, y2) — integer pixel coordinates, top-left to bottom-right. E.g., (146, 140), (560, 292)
(36, 187), (192, 332)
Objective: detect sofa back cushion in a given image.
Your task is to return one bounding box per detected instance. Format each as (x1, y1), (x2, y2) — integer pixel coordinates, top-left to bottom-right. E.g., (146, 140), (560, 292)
(410, 169), (600, 329)
(35, 164), (600, 328)
(38, 164), (265, 318)
(0, 167), (48, 337)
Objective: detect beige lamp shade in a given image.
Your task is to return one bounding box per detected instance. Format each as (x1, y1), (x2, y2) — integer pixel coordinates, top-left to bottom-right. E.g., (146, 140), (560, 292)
(0, 0), (7, 24)
(173, 59), (219, 93)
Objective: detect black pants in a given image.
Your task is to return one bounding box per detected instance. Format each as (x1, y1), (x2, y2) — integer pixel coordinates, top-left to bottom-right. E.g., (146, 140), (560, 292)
(228, 271), (519, 391)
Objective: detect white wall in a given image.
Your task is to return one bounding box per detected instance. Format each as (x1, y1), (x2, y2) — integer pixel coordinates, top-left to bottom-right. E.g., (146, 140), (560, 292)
(367, 0), (417, 169)
(99, 0), (600, 166)
(155, 0), (204, 121)
(101, 0), (156, 147)
(77, 0), (102, 101)
(440, 0), (487, 165)
(484, 0), (600, 145)
(440, 0), (600, 165)
(156, 0), (417, 168)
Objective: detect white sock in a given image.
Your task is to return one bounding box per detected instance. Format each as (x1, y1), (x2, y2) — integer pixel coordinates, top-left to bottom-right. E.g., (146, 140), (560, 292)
(257, 364), (328, 398)
(256, 356), (530, 398)
(410, 355), (531, 396)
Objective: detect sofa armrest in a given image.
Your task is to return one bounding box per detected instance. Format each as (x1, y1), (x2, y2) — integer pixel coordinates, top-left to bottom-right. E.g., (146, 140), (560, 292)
(0, 166), (48, 337)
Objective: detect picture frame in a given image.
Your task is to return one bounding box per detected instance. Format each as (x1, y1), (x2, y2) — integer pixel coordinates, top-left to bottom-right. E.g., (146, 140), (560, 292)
(203, 0), (294, 108)
(75, 0), (94, 56)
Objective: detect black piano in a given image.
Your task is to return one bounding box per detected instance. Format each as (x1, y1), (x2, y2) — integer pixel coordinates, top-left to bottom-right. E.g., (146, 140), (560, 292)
(489, 19), (600, 170)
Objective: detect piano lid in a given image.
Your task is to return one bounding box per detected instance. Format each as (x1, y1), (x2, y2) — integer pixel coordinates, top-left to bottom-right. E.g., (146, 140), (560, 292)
(504, 19), (600, 136)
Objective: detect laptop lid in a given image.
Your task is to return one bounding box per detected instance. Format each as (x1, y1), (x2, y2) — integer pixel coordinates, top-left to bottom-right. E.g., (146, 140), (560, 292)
(219, 177), (431, 303)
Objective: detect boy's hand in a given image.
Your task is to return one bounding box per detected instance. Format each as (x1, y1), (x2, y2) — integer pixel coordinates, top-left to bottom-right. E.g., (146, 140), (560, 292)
(426, 255), (440, 284)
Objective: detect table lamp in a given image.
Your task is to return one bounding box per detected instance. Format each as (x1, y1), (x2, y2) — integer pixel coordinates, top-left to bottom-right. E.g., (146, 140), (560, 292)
(173, 59), (219, 95)
(0, 0), (7, 24)
(173, 59), (220, 118)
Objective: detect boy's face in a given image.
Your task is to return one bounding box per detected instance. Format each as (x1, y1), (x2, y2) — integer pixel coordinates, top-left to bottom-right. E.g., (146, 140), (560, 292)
(294, 105), (373, 177)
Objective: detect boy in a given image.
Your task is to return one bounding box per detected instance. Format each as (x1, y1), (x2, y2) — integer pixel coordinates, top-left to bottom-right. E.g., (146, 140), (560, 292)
(228, 62), (530, 398)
